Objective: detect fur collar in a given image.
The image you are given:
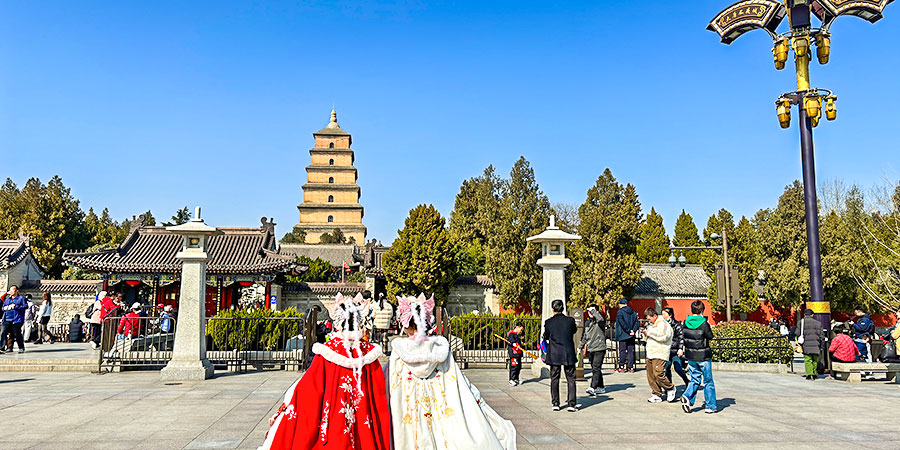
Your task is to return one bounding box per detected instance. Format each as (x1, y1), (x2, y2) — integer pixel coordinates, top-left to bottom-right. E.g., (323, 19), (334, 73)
(391, 335), (450, 365)
(312, 341), (383, 369)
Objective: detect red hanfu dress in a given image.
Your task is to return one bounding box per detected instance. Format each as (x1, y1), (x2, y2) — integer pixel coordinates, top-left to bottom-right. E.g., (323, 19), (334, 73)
(259, 337), (390, 450)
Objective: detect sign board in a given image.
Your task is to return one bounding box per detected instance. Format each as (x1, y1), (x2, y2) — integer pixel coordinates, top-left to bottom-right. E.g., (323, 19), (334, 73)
(270, 295), (277, 309)
(813, 0), (892, 23)
(715, 265), (741, 306)
(708, 0), (786, 44)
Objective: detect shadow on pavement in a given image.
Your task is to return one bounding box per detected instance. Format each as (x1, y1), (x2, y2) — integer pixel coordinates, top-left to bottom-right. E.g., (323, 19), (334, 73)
(0, 378), (34, 384)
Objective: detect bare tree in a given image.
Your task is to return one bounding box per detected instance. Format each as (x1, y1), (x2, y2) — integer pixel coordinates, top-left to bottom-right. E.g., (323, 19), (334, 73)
(551, 202), (580, 233)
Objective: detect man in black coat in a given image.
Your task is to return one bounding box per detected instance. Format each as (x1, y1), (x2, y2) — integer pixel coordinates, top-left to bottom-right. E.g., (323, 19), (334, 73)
(543, 299), (577, 412)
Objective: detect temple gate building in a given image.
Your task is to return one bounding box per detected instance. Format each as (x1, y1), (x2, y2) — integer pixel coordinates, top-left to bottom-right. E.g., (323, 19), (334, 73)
(297, 110), (366, 244)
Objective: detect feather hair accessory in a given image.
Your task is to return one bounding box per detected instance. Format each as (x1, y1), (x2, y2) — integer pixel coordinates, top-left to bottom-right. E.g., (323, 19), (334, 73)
(397, 293), (435, 342)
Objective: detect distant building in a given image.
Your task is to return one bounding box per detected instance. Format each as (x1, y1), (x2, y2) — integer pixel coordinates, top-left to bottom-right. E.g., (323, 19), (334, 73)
(297, 110), (366, 244)
(0, 232), (43, 293)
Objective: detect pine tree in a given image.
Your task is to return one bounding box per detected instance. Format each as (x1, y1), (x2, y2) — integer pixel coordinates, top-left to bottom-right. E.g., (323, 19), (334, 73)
(636, 207), (670, 263)
(449, 166), (500, 276)
(382, 204), (457, 304)
(730, 216), (761, 314)
(569, 169), (642, 308)
(673, 210), (702, 264)
(701, 209), (735, 311)
(484, 157), (552, 309)
(163, 206), (192, 226)
(16, 176), (88, 276)
(281, 226), (307, 244)
(755, 182), (809, 308)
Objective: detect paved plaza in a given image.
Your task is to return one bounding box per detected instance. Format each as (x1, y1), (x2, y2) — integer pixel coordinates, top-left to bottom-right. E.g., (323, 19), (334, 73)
(1, 367), (899, 449)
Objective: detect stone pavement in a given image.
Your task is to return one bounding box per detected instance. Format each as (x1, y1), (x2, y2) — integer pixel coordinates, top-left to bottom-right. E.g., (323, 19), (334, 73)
(467, 368), (900, 450)
(1, 367), (899, 449)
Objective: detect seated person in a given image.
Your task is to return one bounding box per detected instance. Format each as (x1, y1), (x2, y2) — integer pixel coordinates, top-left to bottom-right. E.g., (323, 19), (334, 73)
(828, 324), (860, 378)
(69, 314), (86, 342)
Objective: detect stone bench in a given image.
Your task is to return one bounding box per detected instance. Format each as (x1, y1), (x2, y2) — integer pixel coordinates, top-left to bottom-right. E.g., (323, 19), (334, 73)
(831, 362), (900, 383)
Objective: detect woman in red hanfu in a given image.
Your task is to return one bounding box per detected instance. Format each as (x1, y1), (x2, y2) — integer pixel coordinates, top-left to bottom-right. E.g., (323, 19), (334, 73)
(260, 293), (390, 450)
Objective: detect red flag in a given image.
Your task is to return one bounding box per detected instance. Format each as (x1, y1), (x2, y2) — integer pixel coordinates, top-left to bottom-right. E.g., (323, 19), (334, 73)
(343, 261), (350, 273)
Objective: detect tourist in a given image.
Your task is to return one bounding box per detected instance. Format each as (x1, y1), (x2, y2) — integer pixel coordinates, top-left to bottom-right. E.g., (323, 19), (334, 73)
(798, 308), (826, 380)
(117, 303), (143, 340)
(543, 299), (578, 412)
(681, 300), (717, 414)
(23, 294), (37, 343)
(371, 292), (394, 347)
(507, 323), (525, 386)
(615, 298), (639, 373)
(36, 292), (54, 344)
(662, 307), (689, 386)
(384, 294), (516, 449)
(580, 305), (608, 396)
(0, 286), (28, 353)
(89, 292), (104, 349)
(643, 308), (675, 403)
(828, 324), (860, 378)
(68, 314), (85, 342)
(159, 305), (175, 333)
(260, 293), (390, 450)
(851, 307), (875, 363)
(890, 306), (900, 351)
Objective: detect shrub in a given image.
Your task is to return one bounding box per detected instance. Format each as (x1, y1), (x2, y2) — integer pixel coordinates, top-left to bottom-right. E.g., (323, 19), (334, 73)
(206, 308), (305, 351)
(449, 312), (541, 351)
(710, 321), (792, 364)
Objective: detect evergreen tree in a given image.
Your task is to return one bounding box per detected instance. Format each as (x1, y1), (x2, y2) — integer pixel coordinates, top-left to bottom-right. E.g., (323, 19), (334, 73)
(636, 207), (670, 263)
(484, 157), (552, 309)
(382, 204), (457, 304)
(569, 169), (642, 308)
(701, 209), (736, 311)
(319, 228), (346, 244)
(163, 206), (192, 226)
(730, 216), (761, 314)
(449, 166), (500, 277)
(755, 182), (809, 308)
(281, 226), (307, 244)
(673, 210), (702, 264)
(289, 256), (333, 282)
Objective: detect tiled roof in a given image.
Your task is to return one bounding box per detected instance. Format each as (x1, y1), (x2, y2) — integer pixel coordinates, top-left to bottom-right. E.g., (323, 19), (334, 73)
(283, 282), (366, 295)
(455, 275), (496, 287)
(64, 225), (295, 274)
(280, 244), (360, 268)
(634, 264), (710, 298)
(21, 280), (103, 294)
(0, 234), (41, 273)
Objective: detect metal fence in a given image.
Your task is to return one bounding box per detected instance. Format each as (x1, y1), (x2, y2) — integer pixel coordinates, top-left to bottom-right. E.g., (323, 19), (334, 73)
(98, 316), (176, 372)
(710, 335), (794, 370)
(206, 317), (308, 372)
(448, 316), (542, 367)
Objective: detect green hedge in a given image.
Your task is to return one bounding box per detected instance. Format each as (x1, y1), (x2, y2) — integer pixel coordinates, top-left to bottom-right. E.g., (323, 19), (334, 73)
(206, 308), (305, 351)
(449, 313), (541, 351)
(710, 321), (793, 364)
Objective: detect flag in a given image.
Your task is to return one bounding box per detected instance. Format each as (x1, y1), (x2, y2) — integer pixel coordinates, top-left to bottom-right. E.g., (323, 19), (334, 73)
(343, 261), (350, 273)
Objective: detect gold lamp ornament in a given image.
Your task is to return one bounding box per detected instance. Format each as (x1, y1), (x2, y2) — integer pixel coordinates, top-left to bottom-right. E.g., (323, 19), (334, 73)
(773, 39), (790, 70)
(825, 96), (837, 120)
(815, 32), (831, 64)
(776, 98), (792, 128)
(793, 36), (810, 58)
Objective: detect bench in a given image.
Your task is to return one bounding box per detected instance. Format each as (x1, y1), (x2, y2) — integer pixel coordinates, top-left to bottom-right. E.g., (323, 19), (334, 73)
(831, 362), (900, 383)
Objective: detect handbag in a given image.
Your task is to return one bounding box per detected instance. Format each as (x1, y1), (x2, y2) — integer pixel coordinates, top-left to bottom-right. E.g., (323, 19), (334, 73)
(794, 319), (805, 353)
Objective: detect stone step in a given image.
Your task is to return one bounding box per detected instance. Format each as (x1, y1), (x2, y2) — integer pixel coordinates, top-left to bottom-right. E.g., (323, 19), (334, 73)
(0, 358), (97, 372)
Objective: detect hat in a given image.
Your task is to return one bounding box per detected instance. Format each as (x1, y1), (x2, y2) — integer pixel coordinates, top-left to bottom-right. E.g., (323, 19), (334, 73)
(618, 298), (629, 305)
(804, 308), (813, 316)
(132, 302), (142, 311)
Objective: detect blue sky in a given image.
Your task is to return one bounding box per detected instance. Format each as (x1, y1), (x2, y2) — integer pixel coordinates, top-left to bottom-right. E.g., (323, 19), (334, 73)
(2, 1), (898, 244)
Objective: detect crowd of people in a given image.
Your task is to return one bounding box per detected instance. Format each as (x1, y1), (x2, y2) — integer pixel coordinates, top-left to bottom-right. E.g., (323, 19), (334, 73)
(538, 298), (718, 414)
(1, 286), (61, 353)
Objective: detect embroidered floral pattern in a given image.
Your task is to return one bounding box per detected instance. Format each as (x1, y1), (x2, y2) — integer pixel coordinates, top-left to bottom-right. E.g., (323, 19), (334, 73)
(319, 401), (330, 443)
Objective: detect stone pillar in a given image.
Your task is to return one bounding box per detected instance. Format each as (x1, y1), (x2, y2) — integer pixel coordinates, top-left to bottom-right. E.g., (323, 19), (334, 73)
(161, 207), (221, 382)
(271, 283), (283, 311)
(526, 215), (581, 378)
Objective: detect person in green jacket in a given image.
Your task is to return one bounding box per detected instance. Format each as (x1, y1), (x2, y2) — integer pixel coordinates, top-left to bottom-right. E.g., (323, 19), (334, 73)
(680, 300), (717, 414)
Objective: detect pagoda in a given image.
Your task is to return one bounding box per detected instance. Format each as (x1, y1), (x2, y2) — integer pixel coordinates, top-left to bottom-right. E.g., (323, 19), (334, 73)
(297, 110), (367, 244)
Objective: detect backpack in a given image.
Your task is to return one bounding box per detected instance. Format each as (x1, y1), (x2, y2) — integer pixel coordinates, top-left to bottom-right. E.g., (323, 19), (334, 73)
(85, 303), (95, 318)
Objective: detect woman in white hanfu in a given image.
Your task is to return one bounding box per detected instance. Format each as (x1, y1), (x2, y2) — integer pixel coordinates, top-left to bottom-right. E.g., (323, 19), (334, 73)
(385, 294), (516, 450)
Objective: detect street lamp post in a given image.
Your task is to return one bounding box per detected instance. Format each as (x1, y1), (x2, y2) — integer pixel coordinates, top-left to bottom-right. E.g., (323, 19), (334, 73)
(707, 0), (892, 332)
(669, 229), (735, 321)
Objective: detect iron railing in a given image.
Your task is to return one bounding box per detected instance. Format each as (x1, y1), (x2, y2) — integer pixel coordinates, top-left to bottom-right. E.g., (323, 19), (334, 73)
(206, 317), (307, 372)
(97, 316), (176, 372)
(710, 335), (794, 370)
(448, 316), (542, 366)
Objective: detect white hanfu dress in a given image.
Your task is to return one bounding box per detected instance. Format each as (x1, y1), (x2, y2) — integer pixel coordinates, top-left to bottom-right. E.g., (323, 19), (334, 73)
(385, 335), (516, 450)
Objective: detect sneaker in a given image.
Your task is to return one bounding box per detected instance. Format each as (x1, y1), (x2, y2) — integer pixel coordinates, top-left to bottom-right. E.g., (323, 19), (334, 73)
(566, 406), (577, 412)
(515, 380), (521, 386)
(666, 389), (676, 403)
(627, 368), (635, 373)
(586, 388), (595, 397)
(17, 349), (24, 354)
(704, 408), (717, 414)
(90, 341), (98, 349)
(647, 395), (662, 403)
(681, 396), (691, 413)
(552, 405), (560, 411)
(509, 380), (517, 386)
(596, 387), (606, 394)
(614, 368), (623, 373)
